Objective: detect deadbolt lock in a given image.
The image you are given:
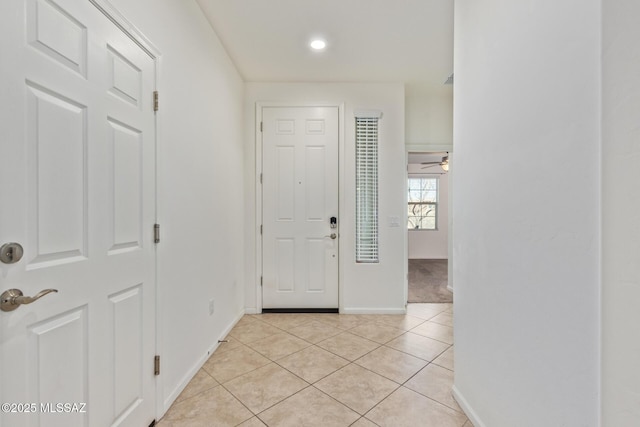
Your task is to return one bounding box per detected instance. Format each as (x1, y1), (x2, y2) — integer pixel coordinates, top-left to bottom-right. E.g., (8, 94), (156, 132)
(0, 242), (24, 264)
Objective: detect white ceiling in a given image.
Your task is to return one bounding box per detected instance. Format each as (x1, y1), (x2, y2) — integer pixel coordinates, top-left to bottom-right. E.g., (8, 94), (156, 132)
(195, 0), (453, 95)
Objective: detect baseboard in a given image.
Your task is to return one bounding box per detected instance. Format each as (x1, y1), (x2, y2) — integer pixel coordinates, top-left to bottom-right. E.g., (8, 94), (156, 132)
(341, 307), (406, 315)
(244, 307), (259, 314)
(452, 384), (486, 427)
(161, 309), (245, 416)
(262, 308), (339, 313)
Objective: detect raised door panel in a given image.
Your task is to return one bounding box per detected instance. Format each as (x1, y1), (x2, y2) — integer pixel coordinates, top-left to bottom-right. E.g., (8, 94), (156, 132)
(306, 238), (326, 292)
(107, 118), (143, 255)
(27, 0), (88, 76)
(26, 81), (88, 269)
(276, 146), (296, 221)
(305, 146), (326, 221)
(107, 45), (142, 108)
(275, 239), (295, 293)
(28, 308), (88, 427)
(109, 285), (144, 423)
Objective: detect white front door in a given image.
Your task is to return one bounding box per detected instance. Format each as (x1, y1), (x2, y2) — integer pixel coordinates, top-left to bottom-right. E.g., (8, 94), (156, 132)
(0, 0), (156, 426)
(262, 106), (339, 309)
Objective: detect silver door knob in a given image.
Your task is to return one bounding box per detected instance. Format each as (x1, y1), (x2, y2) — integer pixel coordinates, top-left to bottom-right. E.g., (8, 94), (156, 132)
(1, 289), (58, 312)
(0, 242), (24, 264)
(324, 233), (337, 240)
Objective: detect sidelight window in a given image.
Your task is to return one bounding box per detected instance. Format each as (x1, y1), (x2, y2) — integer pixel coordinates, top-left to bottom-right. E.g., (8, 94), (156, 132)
(355, 114), (380, 263)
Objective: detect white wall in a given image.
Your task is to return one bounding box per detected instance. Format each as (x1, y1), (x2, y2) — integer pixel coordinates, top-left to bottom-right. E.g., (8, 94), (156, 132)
(107, 0), (245, 415)
(405, 87), (453, 146)
(602, 0), (640, 424)
(244, 83), (406, 313)
(407, 165), (449, 259)
(453, 1), (601, 426)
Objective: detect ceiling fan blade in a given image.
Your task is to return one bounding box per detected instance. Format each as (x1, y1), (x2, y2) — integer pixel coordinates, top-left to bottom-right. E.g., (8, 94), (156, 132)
(420, 161), (440, 165)
(421, 164), (439, 169)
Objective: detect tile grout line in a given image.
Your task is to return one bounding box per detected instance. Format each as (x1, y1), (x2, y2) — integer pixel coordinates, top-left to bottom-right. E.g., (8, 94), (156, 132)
(240, 319), (405, 420)
(220, 367), (313, 421)
(399, 360), (465, 414)
(171, 307), (457, 426)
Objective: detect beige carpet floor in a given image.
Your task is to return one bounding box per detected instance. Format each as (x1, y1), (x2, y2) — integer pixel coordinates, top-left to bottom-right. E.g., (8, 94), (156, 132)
(408, 259), (452, 303)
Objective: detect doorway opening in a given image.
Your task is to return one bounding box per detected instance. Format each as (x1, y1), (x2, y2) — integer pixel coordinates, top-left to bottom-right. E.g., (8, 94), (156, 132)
(407, 150), (453, 303)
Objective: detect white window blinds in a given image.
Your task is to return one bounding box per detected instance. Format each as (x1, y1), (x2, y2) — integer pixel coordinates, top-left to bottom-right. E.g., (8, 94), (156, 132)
(355, 115), (379, 263)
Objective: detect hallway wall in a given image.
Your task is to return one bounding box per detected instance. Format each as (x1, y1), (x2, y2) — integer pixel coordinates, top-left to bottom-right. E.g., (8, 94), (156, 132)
(405, 89), (453, 146)
(601, 0), (640, 423)
(244, 83), (406, 314)
(107, 0), (245, 415)
(453, 0), (601, 425)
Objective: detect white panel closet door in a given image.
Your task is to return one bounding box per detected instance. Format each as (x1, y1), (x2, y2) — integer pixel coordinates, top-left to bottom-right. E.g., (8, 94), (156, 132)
(0, 0), (157, 426)
(262, 107), (339, 309)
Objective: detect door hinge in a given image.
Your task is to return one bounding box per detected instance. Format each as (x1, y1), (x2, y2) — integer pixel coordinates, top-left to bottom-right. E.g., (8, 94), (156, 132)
(260, 121), (263, 132)
(260, 225), (263, 235)
(260, 276), (263, 287)
(154, 355), (160, 376)
(153, 91), (159, 112)
(260, 173), (263, 184)
(154, 224), (160, 243)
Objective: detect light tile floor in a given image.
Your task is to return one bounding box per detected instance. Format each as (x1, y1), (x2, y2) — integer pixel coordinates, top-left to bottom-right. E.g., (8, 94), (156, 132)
(159, 303), (473, 427)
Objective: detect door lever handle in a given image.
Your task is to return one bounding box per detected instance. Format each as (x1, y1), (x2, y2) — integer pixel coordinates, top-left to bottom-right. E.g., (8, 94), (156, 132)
(1, 288), (58, 312)
(324, 233), (337, 240)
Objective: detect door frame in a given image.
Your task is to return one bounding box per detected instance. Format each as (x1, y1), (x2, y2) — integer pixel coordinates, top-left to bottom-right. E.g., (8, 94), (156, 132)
(405, 144), (454, 303)
(255, 102), (345, 312)
(89, 0), (165, 419)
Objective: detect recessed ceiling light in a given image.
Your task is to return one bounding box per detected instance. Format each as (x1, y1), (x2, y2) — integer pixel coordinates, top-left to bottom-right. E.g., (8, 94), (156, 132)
(310, 39), (326, 50)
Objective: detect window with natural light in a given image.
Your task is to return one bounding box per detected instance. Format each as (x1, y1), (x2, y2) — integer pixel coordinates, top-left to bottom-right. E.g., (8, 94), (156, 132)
(355, 116), (379, 263)
(408, 177), (438, 230)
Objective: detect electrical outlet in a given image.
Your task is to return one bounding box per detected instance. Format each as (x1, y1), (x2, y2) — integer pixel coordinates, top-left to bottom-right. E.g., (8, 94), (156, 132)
(209, 299), (215, 315)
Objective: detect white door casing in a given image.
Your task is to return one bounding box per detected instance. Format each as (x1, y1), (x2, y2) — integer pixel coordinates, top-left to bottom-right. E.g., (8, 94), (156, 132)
(261, 106), (339, 309)
(0, 0), (157, 426)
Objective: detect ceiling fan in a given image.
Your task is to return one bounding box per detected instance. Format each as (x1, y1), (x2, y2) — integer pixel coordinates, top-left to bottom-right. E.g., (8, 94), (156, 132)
(421, 153), (449, 172)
